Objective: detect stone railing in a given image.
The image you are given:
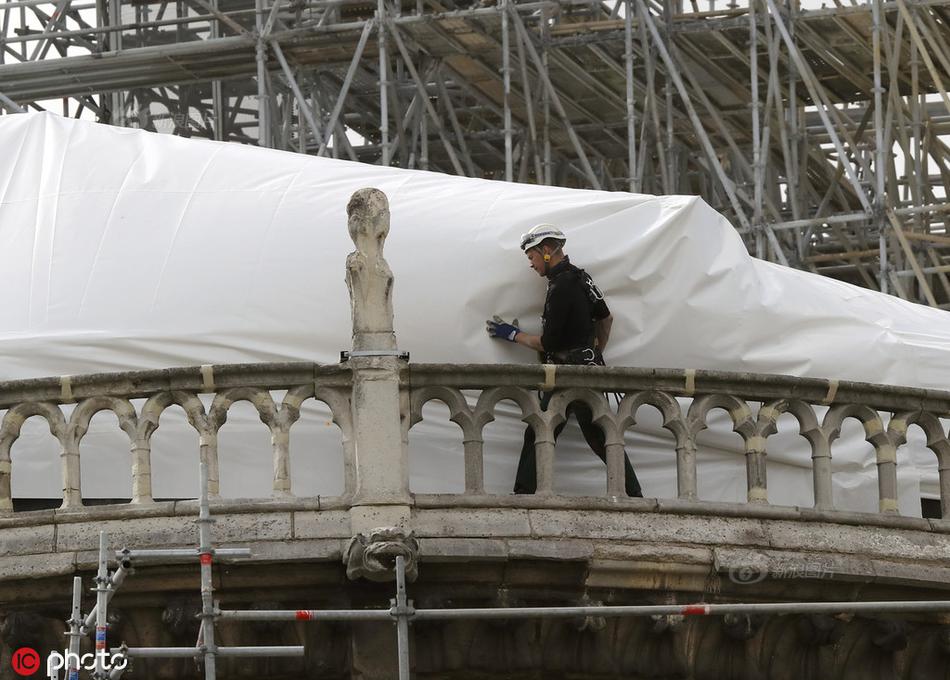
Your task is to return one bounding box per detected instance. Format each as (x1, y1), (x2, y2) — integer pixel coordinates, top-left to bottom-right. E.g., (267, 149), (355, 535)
(0, 362), (353, 510)
(410, 363), (950, 518)
(1, 360), (948, 521)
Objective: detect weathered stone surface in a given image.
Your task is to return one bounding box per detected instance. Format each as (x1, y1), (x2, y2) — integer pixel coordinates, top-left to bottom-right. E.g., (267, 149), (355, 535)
(506, 538), (595, 560)
(0, 551), (75, 580)
(417, 537), (509, 560)
(293, 510), (351, 539)
(527, 509), (770, 546)
(0, 524), (54, 555)
(412, 508), (532, 538)
(762, 519), (950, 561)
(585, 558), (712, 590)
(349, 504), (411, 536)
(56, 515), (194, 552)
(213, 511), (293, 543)
(592, 542), (714, 565)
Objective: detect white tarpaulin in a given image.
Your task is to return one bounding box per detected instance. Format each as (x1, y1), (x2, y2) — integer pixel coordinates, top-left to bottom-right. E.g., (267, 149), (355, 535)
(0, 112), (944, 514)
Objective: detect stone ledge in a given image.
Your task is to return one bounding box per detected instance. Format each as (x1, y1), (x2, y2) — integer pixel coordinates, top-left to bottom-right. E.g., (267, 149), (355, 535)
(0, 551), (77, 580)
(0, 503), (946, 590)
(293, 510), (351, 539)
(412, 508), (532, 538)
(0, 524), (55, 555)
(527, 509), (771, 546)
(0, 495), (942, 535)
(712, 546), (950, 590)
(762, 519), (950, 561)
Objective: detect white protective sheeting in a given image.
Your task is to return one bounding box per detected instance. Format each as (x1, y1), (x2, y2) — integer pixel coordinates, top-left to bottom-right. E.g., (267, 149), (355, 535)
(0, 112), (945, 514)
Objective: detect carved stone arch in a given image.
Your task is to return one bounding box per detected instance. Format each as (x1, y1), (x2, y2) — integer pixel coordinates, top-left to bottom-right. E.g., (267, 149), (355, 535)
(275, 383), (315, 431)
(311, 387), (353, 436)
(891, 411), (950, 516)
(137, 391), (208, 443)
(0, 402), (68, 452)
(546, 388), (616, 440)
(473, 386), (543, 432)
(822, 404), (889, 448)
(617, 390), (688, 447)
(755, 399), (822, 444)
(67, 396), (138, 447)
(409, 386), (475, 435)
(209, 387), (279, 433)
(687, 394), (756, 440)
(888, 410), (943, 448)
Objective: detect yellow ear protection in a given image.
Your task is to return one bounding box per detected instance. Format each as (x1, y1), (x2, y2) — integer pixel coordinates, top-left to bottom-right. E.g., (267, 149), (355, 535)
(543, 252), (551, 262)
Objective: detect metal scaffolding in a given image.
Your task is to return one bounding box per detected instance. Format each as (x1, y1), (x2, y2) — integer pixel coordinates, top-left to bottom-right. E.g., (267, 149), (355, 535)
(2, 0), (950, 305)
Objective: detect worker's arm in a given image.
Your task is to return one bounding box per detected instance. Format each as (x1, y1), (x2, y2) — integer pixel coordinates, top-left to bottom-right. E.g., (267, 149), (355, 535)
(594, 314), (613, 351)
(514, 331), (543, 352)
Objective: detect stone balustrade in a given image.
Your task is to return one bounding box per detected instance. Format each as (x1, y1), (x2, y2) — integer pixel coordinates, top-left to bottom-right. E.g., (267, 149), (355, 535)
(1, 360), (948, 521)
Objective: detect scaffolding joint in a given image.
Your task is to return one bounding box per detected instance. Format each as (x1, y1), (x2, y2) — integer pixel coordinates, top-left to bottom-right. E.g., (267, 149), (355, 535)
(389, 598), (417, 622)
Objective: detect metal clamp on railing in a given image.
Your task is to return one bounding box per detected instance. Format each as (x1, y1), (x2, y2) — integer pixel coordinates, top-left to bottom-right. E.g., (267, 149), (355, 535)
(340, 350), (410, 362)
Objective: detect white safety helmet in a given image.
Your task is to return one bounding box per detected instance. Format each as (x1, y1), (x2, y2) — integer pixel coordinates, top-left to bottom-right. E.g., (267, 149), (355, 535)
(520, 224), (566, 252)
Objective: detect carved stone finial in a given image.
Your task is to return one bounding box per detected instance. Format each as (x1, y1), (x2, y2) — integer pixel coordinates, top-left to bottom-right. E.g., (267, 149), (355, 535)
(345, 188), (396, 352)
(344, 527), (419, 582)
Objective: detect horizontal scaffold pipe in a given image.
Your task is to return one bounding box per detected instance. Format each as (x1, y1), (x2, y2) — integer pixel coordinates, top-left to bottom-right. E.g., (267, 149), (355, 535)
(111, 646), (304, 658)
(115, 548), (251, 561)
(220, 600), (950, 623)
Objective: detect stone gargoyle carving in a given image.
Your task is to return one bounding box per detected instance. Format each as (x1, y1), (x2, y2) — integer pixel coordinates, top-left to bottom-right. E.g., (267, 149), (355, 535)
(344, 527), (419, 582)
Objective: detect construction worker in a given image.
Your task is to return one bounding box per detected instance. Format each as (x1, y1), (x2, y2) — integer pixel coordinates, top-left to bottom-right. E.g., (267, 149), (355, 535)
(486, 224), (643, 497)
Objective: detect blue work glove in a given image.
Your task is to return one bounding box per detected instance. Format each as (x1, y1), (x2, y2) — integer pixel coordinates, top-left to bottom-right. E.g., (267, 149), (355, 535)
(486, 315), (521, 342)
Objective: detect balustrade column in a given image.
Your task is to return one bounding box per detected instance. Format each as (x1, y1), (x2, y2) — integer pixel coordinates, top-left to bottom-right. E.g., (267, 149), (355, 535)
(939, 449), (950, 519)
(462, 435), (485, 494)
(61, 439), (82, 509)
(744, 436), (769, 504)
(811, 436), (834, 510)
(534, 422), (556, 495)
(676, 437), (698, 500)
(130, 437), (153, 504)
(605, 435), (626, 497)
(199, 432), (220, 498)
(345, 188), (411, 532)
(0, 425), (13, 512)
(271, 428), (292, 496)
(0, 454), (11, 512)
(876, 442), (900, 513)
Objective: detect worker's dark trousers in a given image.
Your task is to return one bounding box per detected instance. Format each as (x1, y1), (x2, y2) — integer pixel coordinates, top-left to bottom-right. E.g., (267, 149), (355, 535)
(513, 391), (643, 497)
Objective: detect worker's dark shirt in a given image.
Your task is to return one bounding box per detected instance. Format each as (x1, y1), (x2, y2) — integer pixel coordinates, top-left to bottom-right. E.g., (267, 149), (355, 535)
(540, 257), (610, 353)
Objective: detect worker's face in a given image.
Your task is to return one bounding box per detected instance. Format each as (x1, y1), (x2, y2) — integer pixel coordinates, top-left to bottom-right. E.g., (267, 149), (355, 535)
(526, 247), (547, 276)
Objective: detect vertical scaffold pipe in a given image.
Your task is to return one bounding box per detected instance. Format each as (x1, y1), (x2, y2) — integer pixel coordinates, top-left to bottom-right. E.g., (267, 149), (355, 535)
(502, 0), (513, 182)
(255, 0), (270, 148)
(872, 0), (888, 294)
(750, 0), (764, 259)
(378, 0), (390, 165)
(394, 556), (411, 680)
(624, 0), (637, 192)
(67, 577), (82, 680)
(197, 459), (217, 680)
(93, 531), (110, 679)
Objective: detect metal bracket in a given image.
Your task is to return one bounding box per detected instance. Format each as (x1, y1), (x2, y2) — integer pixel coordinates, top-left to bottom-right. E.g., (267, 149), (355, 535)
(340, 350), (410, 362)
